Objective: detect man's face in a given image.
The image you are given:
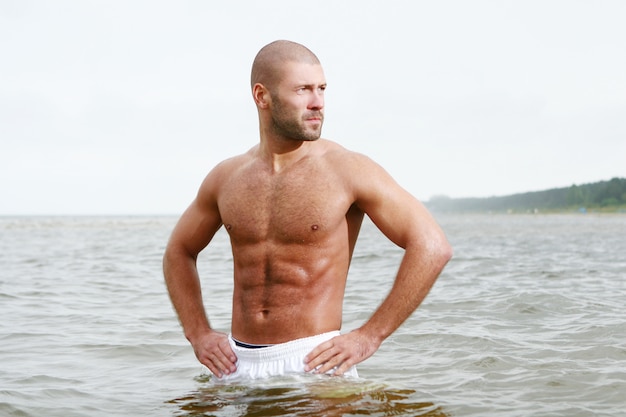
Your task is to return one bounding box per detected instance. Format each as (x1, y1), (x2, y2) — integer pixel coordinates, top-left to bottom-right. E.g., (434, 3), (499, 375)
(269, 62), (326, 142)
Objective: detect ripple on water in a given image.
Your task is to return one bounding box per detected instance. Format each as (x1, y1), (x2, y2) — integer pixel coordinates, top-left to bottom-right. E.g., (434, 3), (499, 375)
(168, 374), (450, 417)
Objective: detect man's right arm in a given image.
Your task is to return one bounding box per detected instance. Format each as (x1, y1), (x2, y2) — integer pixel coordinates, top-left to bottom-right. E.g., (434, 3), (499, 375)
(162, 169), (237, 377)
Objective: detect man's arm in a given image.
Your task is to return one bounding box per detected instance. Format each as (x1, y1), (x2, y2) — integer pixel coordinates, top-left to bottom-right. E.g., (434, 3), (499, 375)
(163, 171), (237, 377)
(305, 153), (452, 375)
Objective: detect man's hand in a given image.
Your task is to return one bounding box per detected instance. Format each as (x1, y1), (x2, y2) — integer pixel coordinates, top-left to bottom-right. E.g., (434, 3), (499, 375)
(190, 330), (237, 378)
(303, 329), (381, 375)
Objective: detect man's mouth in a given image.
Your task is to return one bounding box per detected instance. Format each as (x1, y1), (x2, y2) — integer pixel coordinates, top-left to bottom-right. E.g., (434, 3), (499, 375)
(305, 113), (323, 122)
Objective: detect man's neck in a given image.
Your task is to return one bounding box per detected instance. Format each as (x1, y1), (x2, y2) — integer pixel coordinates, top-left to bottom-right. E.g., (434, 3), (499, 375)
(258, 135), (316, 173)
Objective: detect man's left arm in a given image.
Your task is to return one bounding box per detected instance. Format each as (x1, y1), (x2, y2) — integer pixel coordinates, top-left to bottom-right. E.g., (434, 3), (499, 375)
(304, 154), (452, 375)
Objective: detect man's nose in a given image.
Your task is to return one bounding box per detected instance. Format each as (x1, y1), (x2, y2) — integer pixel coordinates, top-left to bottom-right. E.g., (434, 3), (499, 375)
(309, 90), (324, 110)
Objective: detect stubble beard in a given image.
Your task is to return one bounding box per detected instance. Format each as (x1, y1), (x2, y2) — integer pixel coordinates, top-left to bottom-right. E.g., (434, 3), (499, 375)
(270, 96), (323, 142)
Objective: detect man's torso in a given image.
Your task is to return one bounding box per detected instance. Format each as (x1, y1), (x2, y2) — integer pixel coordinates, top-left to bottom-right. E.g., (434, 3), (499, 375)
(215, 141), (364, 343)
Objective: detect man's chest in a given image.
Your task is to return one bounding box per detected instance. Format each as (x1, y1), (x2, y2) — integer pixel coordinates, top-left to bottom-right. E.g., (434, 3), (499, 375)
(217, 168), (351, 243)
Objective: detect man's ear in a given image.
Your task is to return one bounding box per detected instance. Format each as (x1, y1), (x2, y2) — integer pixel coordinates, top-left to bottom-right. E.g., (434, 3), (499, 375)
(252, 83), (270, 109)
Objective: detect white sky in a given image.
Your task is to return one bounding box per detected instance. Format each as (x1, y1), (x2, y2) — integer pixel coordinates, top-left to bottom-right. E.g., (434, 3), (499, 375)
(1, 1), (625, 215)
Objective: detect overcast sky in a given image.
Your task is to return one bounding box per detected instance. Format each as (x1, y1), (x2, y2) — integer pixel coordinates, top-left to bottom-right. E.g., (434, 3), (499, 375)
(1, 1), (624, 215)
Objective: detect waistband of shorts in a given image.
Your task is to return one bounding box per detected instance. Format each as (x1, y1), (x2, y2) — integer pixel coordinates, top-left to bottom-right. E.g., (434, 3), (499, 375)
(228, 331), (340, 362)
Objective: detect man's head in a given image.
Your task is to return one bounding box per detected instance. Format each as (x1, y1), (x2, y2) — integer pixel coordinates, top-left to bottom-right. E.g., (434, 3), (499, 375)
(251, 40), (321, 91)
(251, 41), (326, 142)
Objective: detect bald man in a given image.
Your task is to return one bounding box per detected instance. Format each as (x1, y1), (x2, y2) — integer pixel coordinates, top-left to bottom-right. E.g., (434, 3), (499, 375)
(163, 40), (452, 382)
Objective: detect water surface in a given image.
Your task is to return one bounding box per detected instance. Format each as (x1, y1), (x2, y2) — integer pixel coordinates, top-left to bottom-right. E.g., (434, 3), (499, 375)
(0, 214), (624, 416)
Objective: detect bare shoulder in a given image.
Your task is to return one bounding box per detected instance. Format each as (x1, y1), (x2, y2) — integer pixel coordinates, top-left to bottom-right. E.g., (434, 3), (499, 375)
(197, 147), (257, 199)
(319, 139), (398, 196)
(168, 148), (258, 253)
(320, 139), (445, 249)
(318, 139), (380, 174)
(206, 148), (256, 180)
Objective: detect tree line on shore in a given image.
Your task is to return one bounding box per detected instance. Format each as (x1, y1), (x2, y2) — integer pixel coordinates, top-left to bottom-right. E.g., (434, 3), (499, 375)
(426, 177), (626, 213)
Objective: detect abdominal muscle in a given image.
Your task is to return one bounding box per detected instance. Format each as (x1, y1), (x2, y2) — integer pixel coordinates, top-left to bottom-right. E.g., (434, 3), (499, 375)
(229, 240), (350, 345)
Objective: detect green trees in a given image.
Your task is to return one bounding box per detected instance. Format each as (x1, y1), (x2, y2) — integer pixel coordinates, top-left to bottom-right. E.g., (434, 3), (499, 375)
(598, 177), (626, 207)
(427, 178), (626, 213)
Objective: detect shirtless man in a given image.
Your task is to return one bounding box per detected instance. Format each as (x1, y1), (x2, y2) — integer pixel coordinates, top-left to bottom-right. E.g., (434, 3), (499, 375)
(163, 40), (452, 381)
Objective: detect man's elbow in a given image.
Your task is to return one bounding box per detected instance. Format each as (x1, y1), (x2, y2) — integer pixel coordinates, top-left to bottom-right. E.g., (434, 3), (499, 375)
(427, 232), (453, 270)
(162, 241), (190, 278)
(437, 239), (453, 268)
(406, 231), (452, 271)
(162, 245), (175, 281)
(162, 239), (176, 267)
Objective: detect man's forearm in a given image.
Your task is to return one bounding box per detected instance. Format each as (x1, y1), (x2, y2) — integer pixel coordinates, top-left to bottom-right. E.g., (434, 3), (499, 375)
(163, 249), (211, 341)
(359, 242), (451, 343)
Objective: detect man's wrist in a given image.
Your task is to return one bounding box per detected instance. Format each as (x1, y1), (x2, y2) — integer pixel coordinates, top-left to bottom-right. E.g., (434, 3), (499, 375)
(356, 324), (386, 347)
(184, 325), (212, 345)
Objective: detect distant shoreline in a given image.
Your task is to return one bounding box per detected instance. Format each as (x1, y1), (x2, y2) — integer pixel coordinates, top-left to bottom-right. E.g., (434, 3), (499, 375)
(427, 206), (626, 215)
(426, 177), (626, 214)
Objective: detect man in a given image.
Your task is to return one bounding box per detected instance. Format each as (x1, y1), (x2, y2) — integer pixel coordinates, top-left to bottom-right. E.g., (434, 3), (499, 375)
(163, 40), (452, 381)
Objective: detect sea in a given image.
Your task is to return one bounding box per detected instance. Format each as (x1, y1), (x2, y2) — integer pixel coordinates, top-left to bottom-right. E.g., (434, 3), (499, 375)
(0, 213), (624, 417)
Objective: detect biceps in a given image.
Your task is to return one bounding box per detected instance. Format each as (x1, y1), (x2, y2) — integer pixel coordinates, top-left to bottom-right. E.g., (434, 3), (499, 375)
(357, 177), (442, 250)
(363, 190), (422, 248)
(169, 199), (223, 256)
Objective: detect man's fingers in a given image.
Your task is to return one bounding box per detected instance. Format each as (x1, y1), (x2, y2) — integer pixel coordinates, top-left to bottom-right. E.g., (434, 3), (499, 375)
(304, 332), (374, 376)
(314, 349), (350, 375)
(204, 361), (224, 378)
(304, 337), (355, 375)
(304, 340), (335, 371)
(193, 331), (238, 377)
(304, 340), (332, 362)
(332, 358), (357, 376)
(218, 338), (237, 364)
(215, 345), (238, 374)
(203, 350), (236, 377)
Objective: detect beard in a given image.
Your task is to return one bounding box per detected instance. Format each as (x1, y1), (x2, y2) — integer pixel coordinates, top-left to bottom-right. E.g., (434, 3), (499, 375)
(270, 95), (323, 142)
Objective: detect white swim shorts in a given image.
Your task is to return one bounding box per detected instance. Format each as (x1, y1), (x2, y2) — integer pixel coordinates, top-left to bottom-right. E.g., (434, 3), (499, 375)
(215, 331), (359, 382)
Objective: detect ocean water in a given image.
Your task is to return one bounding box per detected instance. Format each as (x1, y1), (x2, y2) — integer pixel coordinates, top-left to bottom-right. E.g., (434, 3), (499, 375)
(0, 213), (624, 416)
